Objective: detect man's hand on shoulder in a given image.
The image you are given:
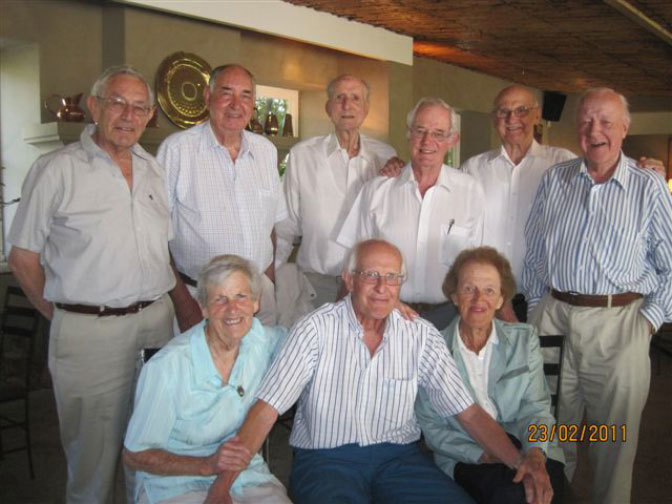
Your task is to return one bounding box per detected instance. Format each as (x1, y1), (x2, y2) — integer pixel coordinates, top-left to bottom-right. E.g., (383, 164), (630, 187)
(637, 157), (666, 179)
(395, 300), (418, 321)
(379, 156), (405, 177)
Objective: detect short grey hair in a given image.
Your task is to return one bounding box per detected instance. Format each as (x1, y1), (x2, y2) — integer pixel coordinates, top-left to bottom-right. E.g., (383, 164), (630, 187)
(406, 97), (458, 136)
(326, 74), (370, 102)
(208, 64), (256, 94)
(90, 65), (154, 106)
(345, 239), (407, 278)
(577, 87), (631, 128)
(196, 254), (262, 306)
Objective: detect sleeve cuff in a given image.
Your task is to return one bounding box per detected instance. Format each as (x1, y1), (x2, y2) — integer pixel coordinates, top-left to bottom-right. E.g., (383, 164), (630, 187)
(640, 302), (664, 332)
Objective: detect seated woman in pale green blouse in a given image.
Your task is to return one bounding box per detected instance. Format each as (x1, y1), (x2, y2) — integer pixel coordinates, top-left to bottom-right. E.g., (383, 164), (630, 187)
(123, 255), (291, 504)
(416, 247), (565, 504)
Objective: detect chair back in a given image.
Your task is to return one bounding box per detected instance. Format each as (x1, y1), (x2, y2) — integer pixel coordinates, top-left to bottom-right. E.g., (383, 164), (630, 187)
(539, 334), (566, 418)
(0, 284), (41, 479)
(0, 286), (40, 388)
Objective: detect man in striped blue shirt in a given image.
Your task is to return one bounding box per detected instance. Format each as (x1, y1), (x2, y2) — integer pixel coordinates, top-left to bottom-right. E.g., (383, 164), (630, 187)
(523, 87), (672, 504)
(206, 239), (554, 504)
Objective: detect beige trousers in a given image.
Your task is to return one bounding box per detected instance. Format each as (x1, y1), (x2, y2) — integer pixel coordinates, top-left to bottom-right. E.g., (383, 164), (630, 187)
(49, 295), (174, 504)
(530, 294), (651, 504)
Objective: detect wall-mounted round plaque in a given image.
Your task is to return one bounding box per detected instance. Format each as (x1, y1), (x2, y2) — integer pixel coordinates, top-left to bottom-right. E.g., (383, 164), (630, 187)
(156, 52), (211, 129)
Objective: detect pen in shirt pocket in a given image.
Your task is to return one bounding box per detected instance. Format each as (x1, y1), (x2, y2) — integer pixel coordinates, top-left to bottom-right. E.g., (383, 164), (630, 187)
(446, 218), (455, 234)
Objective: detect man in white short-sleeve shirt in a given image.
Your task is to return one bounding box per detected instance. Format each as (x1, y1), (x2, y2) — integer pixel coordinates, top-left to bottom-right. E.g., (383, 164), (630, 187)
(8, 66), (175, 504)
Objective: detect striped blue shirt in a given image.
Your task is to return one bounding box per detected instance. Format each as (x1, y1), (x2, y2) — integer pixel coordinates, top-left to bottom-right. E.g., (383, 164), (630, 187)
(256, 295), (474, 449)
(522, 154), (672, 329)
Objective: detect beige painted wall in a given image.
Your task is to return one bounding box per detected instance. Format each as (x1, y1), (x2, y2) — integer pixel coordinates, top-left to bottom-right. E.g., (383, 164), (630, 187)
(0, 0), (103, 123)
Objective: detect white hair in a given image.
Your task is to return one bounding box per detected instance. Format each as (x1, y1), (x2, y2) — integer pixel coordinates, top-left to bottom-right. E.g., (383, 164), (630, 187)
(406, 97), (458, 137)
(90, 65), (154, 106)
(577, 87), (631, 127)
(196, 254), (261, 306)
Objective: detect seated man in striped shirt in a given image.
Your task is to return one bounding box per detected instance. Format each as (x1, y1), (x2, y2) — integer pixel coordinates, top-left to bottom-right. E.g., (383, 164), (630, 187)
(205, 239), (553, 504)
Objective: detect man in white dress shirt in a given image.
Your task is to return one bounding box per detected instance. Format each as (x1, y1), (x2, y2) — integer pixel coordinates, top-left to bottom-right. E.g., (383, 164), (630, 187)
(204, 240), (553, 504)
(278, 74), (396, 308)
(158, 64), (286, 330)
(460, 86), (575, 320)
(338, 98), (485, 329)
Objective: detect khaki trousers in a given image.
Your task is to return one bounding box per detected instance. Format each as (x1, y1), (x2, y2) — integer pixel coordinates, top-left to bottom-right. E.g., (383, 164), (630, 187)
(49, 295), (174, 504)
(530, 294), (651, 504)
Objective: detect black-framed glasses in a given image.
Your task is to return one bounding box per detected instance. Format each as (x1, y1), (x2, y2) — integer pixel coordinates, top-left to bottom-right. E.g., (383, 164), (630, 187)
(352, 269), (406, 286)
(96, 95), (153, 118)
(493, 105), (537, 119)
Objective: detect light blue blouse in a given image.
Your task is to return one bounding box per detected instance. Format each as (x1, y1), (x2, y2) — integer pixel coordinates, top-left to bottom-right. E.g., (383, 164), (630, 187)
(124, 318), (286, 503)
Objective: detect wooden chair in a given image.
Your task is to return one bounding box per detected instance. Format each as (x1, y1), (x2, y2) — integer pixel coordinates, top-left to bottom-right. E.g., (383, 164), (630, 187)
(0, 285), (41, 479)
(539, 334), (566, 419)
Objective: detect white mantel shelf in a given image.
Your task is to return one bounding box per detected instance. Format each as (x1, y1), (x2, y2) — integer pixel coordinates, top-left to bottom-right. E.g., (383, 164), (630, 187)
(23, 122), (298, 156)
(23, 122), (167, 154)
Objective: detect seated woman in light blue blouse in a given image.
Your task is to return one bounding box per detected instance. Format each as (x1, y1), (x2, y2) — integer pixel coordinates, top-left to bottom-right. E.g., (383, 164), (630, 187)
(416, 247), (564, 504)
(123, 255), (291, 504)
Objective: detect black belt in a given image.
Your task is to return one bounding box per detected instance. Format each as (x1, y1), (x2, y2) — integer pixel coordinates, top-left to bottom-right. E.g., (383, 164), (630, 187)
(178, 271), (197, 287)
(551, 290), (642, 308)
(55, 300), (156, 317)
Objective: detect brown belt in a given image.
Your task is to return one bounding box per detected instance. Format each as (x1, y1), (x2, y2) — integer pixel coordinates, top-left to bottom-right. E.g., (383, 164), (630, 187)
(55, 300), (156, 317)
(178, 271), (197, 287)
(405, 301), (450, 313)
(551, 290), (642, 308)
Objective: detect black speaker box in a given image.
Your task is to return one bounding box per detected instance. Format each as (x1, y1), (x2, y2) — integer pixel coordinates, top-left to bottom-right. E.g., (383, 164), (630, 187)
(542, 91), (567, 122)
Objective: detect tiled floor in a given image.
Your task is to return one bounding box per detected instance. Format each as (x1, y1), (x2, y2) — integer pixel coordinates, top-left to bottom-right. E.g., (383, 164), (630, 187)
(1, 347), (670, 503)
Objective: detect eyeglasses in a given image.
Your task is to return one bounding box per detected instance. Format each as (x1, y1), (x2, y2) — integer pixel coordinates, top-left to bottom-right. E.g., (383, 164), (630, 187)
(458, 285), (500, 299)
(96, 96), (153, 118)
(352, 270), (406, 286)
(493, 105), (537, 119)
(409, 126), (452, 141)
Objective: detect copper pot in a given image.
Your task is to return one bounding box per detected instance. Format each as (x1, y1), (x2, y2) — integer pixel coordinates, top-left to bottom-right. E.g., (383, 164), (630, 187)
(44, 93), (85, 122)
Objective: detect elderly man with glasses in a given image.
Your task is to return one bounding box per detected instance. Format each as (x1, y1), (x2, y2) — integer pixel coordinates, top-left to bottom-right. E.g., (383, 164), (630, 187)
(204, 239), (554, 504)
(8, 65), (175, 504)
(337, 98), (485, 329)
(459, 86), (576, 321)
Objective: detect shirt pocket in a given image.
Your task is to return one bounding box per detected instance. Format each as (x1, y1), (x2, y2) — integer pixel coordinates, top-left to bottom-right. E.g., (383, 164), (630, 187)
(380, 377), (417, 431)
(440, 224), (471, 267)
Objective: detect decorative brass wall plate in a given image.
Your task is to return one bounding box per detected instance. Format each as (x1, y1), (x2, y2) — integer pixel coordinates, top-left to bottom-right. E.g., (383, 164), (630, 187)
(156, 52), (211, 129)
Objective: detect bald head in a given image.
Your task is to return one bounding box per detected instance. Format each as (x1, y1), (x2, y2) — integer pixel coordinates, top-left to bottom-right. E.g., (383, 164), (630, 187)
(344, 239), (405, 321)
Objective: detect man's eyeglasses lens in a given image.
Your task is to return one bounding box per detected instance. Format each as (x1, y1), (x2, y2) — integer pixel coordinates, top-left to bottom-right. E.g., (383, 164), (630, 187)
(353, 270), (405, 285)
(494, 105), (535, 118)
(98, 96), (152, 117)
(410, 127), (450, 141)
